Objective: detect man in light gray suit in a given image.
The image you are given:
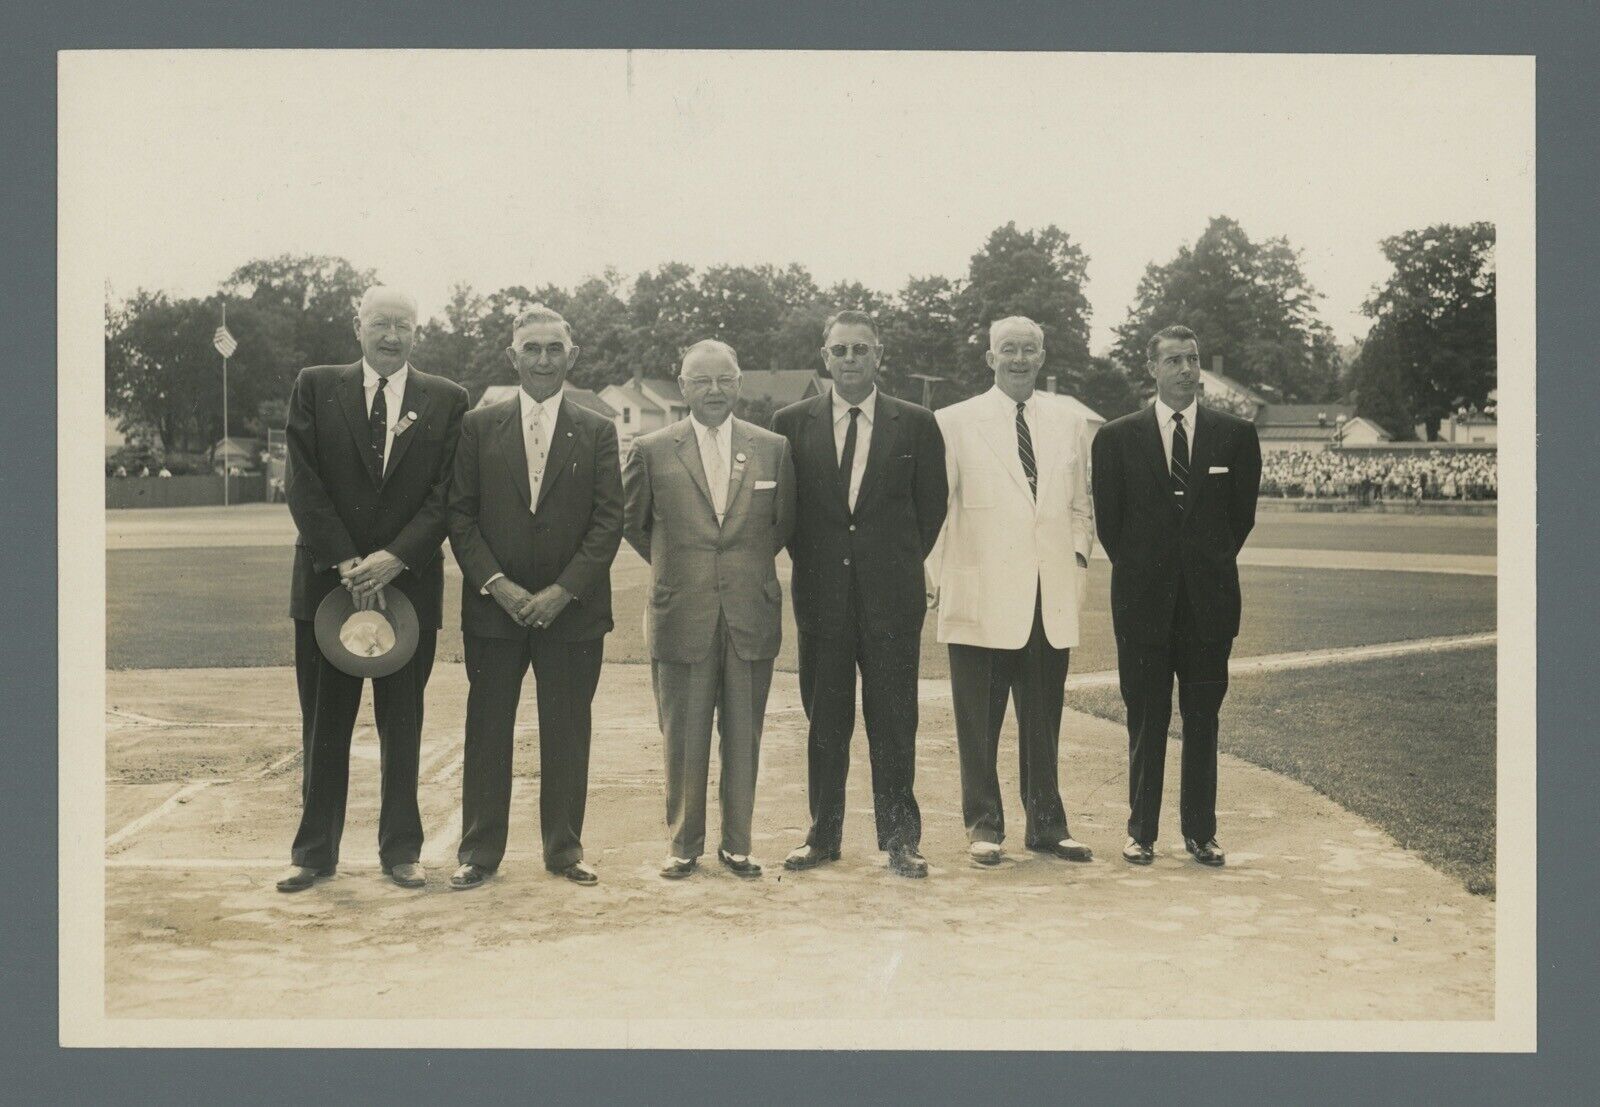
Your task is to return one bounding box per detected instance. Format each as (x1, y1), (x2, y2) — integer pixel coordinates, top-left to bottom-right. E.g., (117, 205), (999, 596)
(623, 339), (797, 881)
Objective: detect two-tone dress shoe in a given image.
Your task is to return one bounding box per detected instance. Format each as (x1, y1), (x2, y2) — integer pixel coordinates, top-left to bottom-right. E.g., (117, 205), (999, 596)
(275, 865), (335, 893)
(558, 861), (599, 885)
(888, 846), (929, 879)
(718, 849), (762, 879)
(1121, 838), (1155, 865)
(1184, 838), (1226, 867)
(968, 842), (1003, 867)
(385, 862), (426, 889)
(659, 856), (698, 880)
(449, 863), (492, 890)
(1030, 838), (1094, 863)
(783, 844), (840, 871)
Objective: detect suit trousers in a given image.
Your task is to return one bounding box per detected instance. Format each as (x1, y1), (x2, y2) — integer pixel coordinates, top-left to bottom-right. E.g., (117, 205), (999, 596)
(1117, 575), (1233, 846)
(290, 618), (436, 871)
(651, 611), (773, 859)
(459, 630), (604, 872)
(797, 585), (922, 853)
(946, 587), (1072, 847)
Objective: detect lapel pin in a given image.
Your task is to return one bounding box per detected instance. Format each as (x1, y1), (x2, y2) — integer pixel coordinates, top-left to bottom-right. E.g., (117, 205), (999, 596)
(394, 411), (418, 435)
(735, 452), (747, 464)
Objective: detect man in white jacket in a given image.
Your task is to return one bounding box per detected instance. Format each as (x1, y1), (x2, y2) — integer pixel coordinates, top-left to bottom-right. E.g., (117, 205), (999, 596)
(926, 316), (1096, 868)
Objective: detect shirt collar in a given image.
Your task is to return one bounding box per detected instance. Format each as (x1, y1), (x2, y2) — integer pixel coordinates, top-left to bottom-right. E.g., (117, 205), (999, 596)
(987, 385), (1035, 416)
(1154, 395), (1199, 428)
(519, 387), (564, 425)
(690, 413), (730, 443)
(362, 360), (409, 392)
(831, 386), (877, 424)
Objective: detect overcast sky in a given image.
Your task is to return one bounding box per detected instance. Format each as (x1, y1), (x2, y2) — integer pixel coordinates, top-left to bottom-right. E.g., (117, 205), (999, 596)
(66, 50), (1529, 355)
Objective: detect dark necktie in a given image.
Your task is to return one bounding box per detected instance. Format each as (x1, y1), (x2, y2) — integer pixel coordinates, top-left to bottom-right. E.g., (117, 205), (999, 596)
(838, 406), (861, 510)
(1015, 402), (1037, 500)
(369, 376), (388, 473)
(1171, 410), (1190, 508)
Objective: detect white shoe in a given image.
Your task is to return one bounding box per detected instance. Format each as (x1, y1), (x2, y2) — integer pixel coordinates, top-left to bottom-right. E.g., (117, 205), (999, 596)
(968, 842), (1003, 866)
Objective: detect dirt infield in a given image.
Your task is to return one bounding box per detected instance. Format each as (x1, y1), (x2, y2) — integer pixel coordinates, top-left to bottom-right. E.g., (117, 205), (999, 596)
(105, 661), (1494, 1023)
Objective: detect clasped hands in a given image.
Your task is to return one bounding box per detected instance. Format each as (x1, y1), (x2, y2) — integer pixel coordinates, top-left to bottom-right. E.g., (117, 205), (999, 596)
(338, 550), (405, 612)
(488, 578), (573, 629)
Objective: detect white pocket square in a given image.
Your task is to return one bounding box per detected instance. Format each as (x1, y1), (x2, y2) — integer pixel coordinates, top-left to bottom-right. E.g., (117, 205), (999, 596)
(1208, 466), (1230, 474)
(754, 479), (777, 490)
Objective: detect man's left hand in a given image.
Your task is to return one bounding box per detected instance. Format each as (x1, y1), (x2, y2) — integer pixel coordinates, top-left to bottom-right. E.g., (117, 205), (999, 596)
(346, 549), (406, 602)
(518, 584), (573, 629)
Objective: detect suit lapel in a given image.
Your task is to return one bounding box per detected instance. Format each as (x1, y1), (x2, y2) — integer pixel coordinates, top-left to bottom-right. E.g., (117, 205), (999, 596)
(807, 394), (845, 509)
(854, 393), (896, 512)
(673, 421), (717, 518)
(494, 397), (533, 511)
(338, 363), (383, 488)
(378, 372), (433, 487)
(1137, 403), (1171, 491)
(724, 419), (753, 520)
(535, 399), (580, 512)
(1029, 398), (1058, 500)
(977, 400), (1034, 501)
(1184, 406), (1219, 518)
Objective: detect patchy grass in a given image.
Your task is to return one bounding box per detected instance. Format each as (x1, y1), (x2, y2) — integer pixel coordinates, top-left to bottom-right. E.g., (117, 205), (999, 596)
(1069, 645), (1497, 895)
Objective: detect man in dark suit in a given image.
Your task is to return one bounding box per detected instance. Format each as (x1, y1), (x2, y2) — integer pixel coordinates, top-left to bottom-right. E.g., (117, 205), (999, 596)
(446, 304), (623, 889)
(278, 286), (469, 893)
(1090, 324), (1262, 868)
(772, 310), (947, 879)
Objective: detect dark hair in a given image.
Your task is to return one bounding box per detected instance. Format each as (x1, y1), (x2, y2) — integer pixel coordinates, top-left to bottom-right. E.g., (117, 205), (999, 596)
(822, 308), (880, 346)
(1146, 324), (1198, 362)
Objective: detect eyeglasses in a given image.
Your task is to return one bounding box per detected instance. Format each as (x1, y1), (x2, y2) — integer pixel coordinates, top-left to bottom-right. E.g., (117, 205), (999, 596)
(516, 343), (570, 362)
(682, 376), (739, 392)
(826, 343), (878, 358)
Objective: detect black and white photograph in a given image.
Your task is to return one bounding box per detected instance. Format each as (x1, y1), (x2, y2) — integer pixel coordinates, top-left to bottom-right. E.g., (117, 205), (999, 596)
(58, 48), (1533, 1049)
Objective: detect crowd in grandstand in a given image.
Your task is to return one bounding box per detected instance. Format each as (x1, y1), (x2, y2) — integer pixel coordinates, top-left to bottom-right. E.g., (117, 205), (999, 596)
(1258, 449), (1498, 501)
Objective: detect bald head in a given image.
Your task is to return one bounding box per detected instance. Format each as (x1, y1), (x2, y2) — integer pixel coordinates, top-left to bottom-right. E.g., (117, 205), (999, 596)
(353, 286), (418, 376)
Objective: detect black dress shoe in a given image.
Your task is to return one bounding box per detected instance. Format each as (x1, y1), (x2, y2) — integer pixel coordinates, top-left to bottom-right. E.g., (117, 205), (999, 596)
(385, 862), (426, 889)
(559, 861), (599, 885)
(659, 856), (698, 880)
(450, 863), (492, 890)
(1121, 838), (1154, 865)
(888, 847), (929, 879)
(718, 849), (762, 879)
(275, 865), (334, 893)
(783, 844), (840, 871)
(1185, 838), (1226, 867)
(1029, 838), (1094, 863)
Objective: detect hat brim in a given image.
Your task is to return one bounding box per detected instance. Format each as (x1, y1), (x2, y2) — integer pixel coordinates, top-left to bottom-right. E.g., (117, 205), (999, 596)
(313, 585), (420, 678)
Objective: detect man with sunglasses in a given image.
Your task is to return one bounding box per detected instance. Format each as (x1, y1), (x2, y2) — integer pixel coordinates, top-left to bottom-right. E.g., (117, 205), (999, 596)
(772, 310), (947, 878)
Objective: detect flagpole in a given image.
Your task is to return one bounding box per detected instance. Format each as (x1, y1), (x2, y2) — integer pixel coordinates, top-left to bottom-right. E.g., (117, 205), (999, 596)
(221, 301), (230, 508)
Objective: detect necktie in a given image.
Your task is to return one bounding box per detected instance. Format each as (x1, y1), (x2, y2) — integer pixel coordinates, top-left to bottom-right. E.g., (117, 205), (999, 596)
(706, 426), (728, 521)
(1015, 401), (1037, 500)
(526, 408), (547, 514)
(838, 406), (861, 511)
(369, 376), (388, 473)
(1171, 411), (1190, 509)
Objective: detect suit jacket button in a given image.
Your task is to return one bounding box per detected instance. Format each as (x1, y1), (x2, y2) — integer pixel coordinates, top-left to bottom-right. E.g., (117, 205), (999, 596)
(843, 558), (850, 566)
(849, 524), (856, 532)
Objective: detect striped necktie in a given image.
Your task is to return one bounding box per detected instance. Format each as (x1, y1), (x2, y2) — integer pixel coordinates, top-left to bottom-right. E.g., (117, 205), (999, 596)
(1015, 402), (1037, 500)
(369, 376), (388, 473)
(1171, 410), (1190, 508)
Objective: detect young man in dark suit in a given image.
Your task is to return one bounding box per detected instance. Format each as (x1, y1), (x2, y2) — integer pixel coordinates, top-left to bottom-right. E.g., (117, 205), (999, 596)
(278, 286), (469, 893)
(446, 305), (624, 889)
(1090, 324), (1262, 868)
(772, 310), (947, 878)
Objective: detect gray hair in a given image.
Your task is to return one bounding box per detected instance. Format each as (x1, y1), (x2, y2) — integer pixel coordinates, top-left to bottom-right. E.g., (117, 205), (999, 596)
(511, 303), (574, 342)
(680, 338), (741, 374)
(822, 308), (880, 346)
(988, 315), (1045, 347)
(356, 286), (418, 322)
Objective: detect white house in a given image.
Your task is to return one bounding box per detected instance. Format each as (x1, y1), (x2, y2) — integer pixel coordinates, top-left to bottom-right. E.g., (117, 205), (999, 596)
(598, 372), (690, 450)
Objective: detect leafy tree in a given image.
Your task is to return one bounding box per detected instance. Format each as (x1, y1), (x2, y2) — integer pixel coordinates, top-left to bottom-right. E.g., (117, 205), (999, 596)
(1071, 356), (1142, 421)
(626, 262), (701, 377)
(219, 254), (376, 369)
(881, 274), (963, 405)
(1350, 222), (1495, 440)
(955, 222), (1093, 400)
(1113, 216), (1340, 402)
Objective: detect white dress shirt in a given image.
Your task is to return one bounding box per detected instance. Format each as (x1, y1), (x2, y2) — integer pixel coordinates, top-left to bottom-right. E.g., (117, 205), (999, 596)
(989, 385), (1039, 492)
(690, 414), (733, 525)
(1153, 395), (1199, 472)
(520, 387), (565, 509)
(831, 386), (876, 512)
(361, 360), (410, 475)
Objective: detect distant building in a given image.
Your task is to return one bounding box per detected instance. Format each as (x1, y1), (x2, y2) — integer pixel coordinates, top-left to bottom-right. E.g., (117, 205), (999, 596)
(1253, 404), (1392, 453)
(736, 368), (826, 408)
(598, 371), (691, 450)
(1037, 374), (1107, 439)
(210, 436), (263, 472)
(1198, 367), (1266, 417)
(1428, 390), (1498, 445)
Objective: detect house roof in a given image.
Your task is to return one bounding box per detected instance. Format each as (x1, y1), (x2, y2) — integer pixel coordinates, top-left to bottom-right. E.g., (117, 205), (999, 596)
(1199, 368), (1265, 406)
(1254, 403), (1356, 427)
(1257, 426), (1349, 441)
(476, 383), (619, 419)
(739, 369), (822, 407)
(637, 377), (685, 408)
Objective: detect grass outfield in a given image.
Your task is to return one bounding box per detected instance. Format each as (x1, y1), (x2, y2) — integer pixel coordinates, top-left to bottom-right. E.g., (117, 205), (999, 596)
(109, 545), (1495, 673)
(1069, 645), (1497, 895)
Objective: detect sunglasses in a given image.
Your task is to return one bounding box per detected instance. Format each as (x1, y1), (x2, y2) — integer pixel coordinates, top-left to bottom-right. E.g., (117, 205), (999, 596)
(826, 343), (878, 358)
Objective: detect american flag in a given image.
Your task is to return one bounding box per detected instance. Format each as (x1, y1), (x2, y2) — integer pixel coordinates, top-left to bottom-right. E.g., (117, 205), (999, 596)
(213, 325), (238, 358)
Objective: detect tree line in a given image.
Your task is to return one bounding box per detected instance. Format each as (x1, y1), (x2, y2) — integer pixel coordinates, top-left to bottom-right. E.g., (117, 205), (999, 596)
(105, 217), (1495, 453)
